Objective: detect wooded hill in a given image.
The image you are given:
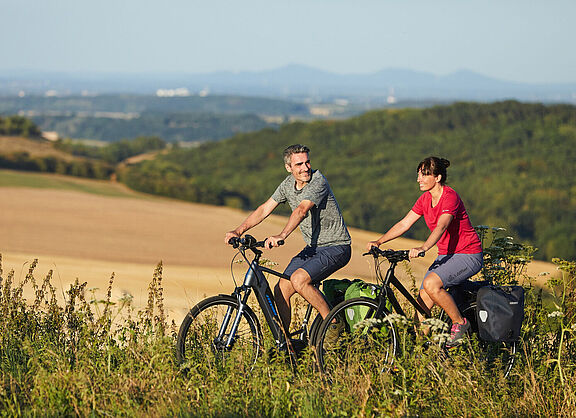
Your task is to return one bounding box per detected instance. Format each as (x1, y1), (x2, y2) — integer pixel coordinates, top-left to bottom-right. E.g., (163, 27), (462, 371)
(120, 101), (576, 261)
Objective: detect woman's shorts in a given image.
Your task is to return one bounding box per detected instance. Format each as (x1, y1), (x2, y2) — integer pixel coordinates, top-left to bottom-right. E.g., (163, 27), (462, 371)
(283, 245), (352, 284)
(421, 252), (483, 289)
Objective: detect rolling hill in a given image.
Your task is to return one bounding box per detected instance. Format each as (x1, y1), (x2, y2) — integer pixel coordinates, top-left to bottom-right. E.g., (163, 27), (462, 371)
(120, 100), (576, 261)
(0, 170), (556, 325)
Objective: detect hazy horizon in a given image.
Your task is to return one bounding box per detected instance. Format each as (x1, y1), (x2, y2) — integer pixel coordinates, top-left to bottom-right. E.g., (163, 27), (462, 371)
(2, 0), (575, 85)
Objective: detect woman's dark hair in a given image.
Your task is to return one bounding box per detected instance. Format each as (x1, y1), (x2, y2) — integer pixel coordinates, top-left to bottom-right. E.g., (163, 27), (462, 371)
(417, 157), (451, 185)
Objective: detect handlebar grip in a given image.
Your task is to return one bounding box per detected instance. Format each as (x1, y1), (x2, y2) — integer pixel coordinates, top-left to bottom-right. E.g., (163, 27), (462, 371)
(228, 237), (240, 248)
(262, 239), (284, 248)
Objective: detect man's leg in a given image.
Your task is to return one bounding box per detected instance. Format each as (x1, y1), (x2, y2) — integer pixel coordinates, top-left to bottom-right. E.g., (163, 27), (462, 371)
(289, 268), (331, 319)
(274, 279), (297, 332)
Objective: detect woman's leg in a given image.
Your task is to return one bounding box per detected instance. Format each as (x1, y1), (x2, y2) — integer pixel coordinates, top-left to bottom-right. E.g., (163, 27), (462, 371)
(421, 272), (464, 325)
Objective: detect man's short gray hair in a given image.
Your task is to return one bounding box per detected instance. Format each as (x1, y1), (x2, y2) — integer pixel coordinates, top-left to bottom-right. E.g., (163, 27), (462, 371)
(283, 144), (310, 165)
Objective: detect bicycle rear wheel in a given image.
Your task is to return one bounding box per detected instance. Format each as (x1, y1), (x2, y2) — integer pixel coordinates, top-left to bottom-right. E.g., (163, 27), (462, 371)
(315, 297), (398, 379)
(441, 301), (517, 378)
(177, 295), (262, 371)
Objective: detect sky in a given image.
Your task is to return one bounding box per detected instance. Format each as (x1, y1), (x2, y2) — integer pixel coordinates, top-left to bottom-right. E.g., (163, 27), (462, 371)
(1, 0), (575, 84)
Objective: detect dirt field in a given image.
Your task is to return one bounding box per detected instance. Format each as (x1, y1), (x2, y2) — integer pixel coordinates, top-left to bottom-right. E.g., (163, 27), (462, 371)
(0, 175), (556, 324)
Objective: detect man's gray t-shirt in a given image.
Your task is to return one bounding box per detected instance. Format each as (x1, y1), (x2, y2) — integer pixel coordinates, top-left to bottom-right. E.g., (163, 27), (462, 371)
(271, 170), (351, 247)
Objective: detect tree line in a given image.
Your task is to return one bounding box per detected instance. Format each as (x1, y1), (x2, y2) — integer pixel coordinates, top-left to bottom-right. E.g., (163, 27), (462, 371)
(0, 127), (168, 180)
(120, 101), (576, 261)
(0, 115), (41, 137)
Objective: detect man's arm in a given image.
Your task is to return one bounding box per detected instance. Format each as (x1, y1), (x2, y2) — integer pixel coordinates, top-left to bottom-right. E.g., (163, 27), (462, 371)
(224, 198), (279, 244)
(265, 199), (315, 248)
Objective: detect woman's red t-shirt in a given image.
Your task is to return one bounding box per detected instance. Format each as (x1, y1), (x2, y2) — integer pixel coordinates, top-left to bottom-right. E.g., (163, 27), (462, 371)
(412, 186), (482, 255)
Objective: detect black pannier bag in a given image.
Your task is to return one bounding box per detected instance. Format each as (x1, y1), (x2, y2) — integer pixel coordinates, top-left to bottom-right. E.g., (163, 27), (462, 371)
(476, 285), (525, 343)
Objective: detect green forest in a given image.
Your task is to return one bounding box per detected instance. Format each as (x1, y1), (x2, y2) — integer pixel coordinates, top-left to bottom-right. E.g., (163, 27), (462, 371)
(120, 101), (576, 261)
(0, 115), (40, 137)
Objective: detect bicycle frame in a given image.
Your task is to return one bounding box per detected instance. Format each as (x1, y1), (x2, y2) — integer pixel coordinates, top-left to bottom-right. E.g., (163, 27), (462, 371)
(221, 237), (316, 350)
(370, 249), (431, 319)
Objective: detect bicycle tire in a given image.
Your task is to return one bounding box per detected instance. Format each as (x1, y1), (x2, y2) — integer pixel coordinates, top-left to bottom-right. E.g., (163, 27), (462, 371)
(308, 313), (323, 347)
(440, 301), (517, 378)
(315, 297), (398, 378)
(177, 295), (262, 371)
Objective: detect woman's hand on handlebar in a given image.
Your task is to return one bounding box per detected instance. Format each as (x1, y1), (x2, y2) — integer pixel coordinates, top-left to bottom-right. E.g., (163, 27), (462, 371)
(366, 240), (380, 251)
(409, 247), (426, 259)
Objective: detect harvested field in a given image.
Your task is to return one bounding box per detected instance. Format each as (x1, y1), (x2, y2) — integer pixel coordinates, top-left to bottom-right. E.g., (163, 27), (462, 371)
(0, 136), (79, 161)
(0, 171), (555, 323)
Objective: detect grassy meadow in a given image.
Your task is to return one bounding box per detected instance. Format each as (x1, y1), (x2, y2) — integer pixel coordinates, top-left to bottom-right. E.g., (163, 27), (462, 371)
(0, 251), (575, 416)
(0, 169), (574, 416)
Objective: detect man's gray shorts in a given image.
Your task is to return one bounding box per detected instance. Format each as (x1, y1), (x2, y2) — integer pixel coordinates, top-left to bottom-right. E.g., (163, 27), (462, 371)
(283, 245), (351, 284)
(422, 253), (484, 289)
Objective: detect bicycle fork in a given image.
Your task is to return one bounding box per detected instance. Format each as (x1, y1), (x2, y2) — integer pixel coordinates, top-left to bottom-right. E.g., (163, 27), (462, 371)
(217, 265), (257, 350)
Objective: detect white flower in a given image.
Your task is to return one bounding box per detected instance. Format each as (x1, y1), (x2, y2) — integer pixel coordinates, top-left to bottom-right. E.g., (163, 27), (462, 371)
(432, 333), (450, 344)
(421, 318), (449, 333)
(548, 311), (564, 318)
(353, 318), (381, 331)
(384, 313), (410, 327)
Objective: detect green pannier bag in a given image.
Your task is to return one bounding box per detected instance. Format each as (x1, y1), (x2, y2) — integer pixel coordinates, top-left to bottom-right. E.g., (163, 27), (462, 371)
(343, 279), (381, 331)
(322, 278), (353, 308)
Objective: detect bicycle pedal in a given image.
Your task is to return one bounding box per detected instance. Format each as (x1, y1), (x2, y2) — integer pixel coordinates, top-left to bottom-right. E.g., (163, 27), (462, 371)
(289, 339), (308, 355)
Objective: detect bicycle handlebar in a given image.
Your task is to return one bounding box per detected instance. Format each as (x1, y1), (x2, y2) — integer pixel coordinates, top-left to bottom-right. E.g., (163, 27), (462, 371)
(363, 246), (425, 262)
(228, 234), (284, 250)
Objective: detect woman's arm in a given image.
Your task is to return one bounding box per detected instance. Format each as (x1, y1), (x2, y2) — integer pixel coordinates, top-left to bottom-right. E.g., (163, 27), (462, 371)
(367, 210), (421, 250)
(409, 213), (453, 258)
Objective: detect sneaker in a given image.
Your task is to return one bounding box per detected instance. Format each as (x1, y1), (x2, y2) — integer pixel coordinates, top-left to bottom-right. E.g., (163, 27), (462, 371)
(323, 320), (345, 349)
(446, 318), (470, 349)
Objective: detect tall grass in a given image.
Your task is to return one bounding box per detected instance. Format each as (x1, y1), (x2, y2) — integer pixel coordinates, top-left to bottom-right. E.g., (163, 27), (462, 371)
(0, 248), (575, 416)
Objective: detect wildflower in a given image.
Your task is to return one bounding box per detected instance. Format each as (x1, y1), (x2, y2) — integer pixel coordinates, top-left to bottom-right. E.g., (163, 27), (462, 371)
(421, 317), (449, 334)
(353, 318), (381, 331)
(547, 311), (564, 318)
(384, 313), (410, 327)
(392, 389), (412, 396)
(432, 333), (450, 345)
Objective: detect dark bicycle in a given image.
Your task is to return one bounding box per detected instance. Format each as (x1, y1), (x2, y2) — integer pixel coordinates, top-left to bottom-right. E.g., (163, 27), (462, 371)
(176, 235), (324, 370)
(314, 246), (517, 379)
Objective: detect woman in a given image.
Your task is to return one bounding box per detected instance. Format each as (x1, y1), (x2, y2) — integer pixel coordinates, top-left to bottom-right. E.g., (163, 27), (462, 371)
(366, 157), (483, 347)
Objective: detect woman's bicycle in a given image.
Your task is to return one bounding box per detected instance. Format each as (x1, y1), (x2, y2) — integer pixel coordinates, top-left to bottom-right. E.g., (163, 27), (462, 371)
(176, 235), (324, 370)
(314, 246), (517, 379)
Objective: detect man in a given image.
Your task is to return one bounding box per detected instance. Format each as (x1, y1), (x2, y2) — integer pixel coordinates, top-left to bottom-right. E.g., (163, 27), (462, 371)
(224, 144), (351, 332)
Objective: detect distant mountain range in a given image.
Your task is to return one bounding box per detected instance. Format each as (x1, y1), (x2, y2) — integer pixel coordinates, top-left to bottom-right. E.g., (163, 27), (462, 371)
(1, 65), (575, 103)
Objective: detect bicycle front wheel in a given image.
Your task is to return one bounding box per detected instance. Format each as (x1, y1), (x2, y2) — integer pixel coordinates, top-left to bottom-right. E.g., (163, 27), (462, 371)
(441, 301), (517, 378)
(177, 295), (262, 371)
(315, 297), (398, 379)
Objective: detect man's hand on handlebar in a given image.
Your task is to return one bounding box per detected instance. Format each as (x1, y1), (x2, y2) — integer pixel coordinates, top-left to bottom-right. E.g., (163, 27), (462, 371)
(224, 231), (240, 245)
(409, 247), (426, 259)
(264, 235), (285, 249)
